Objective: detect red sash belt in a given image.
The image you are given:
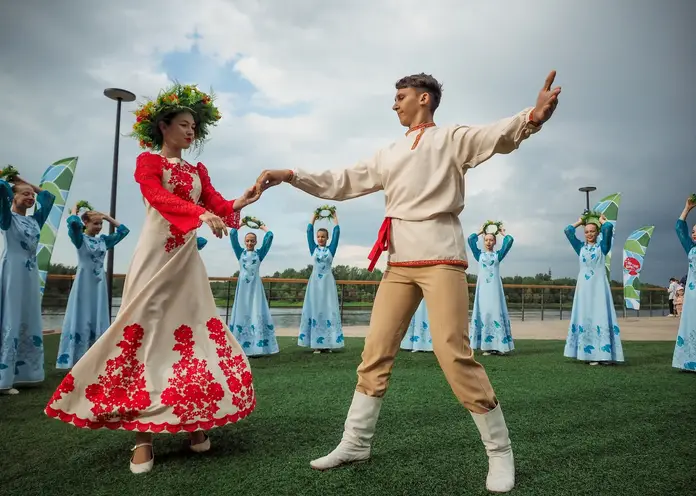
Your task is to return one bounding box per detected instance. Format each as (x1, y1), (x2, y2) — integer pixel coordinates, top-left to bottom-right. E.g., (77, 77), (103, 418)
(367, 217), (391, 272)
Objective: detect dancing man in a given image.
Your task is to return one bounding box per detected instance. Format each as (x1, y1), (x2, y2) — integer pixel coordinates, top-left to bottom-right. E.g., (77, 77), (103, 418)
(254, 71), (561, 493)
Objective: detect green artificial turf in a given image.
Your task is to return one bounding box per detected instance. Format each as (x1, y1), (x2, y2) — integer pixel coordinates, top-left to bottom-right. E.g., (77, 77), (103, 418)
(1, 336), (694, 496)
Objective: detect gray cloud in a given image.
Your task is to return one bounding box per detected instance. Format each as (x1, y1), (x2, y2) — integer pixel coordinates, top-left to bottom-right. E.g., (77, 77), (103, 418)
(1, 0), (694, 286)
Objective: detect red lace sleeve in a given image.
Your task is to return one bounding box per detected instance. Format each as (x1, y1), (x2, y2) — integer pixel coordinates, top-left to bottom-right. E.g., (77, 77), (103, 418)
(134, 152), (206, 233)
(196, 162), (241, 229)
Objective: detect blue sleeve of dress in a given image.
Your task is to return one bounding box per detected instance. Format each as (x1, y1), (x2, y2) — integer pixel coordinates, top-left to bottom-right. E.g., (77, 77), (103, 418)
(67, 215), (85, 249)
(497, 235), (514, 262)
(0, 180), (12, 231)
(102, 224), (130, 250)
(675, 219), (695, 254)
(467, 233), (481, 262)
(599, 222), (613, 256)
(307, 223), (317, 255)
(197, 237), (208, 251)
(564, 225), (583, 256)
(257, 231), (274, 262)
(31, 190), (56, 229)
(230, 228), (244, 260)
(328, 225), (341, 257)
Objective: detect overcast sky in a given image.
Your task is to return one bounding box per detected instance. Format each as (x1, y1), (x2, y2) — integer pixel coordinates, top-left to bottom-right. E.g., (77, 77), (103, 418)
(1, 0), (694, 285)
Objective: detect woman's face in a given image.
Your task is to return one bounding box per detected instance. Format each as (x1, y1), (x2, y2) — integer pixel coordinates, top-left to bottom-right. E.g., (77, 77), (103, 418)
(316, 230), (328, 247)
(584, 223), (599, 243)
(245, 233), (257, 251)
(12, 184), (35, 210)
(691, 224), (696, 242)
(483, 233), (496, 250)
(161, 111), (195, 150)
(84, 214), (103, 236)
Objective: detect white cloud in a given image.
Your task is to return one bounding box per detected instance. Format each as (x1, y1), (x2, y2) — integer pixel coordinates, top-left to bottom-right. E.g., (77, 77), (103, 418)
(1, 0), (694, 286)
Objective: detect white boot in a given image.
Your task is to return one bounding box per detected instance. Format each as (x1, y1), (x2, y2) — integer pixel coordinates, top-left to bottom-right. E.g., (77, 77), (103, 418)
(470, 404), (515, 493)
(310, 391), (382, 470)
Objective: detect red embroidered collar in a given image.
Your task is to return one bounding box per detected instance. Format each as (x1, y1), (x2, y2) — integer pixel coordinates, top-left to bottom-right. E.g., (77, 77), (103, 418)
(405, 122), (436, 136)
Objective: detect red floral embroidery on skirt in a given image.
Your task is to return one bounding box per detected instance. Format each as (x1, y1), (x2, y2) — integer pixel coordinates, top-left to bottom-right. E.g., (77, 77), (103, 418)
(161, 325), (225, 422)
(48, 373), (75, 406)
(84, 324), (152, 422)
(206, 318), (255, 411)
(165, 225), (187, 252)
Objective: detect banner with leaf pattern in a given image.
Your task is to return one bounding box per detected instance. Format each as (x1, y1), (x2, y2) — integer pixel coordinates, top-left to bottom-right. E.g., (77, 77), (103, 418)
(37, 157), (79, 295)
(592, 192), (621, 281)
(622, 226), (655, 310)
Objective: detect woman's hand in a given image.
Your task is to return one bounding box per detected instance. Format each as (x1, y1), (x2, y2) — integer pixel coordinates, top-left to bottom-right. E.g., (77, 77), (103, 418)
(260, 224), (268, 232)
(599, 214), (607, 225)
(500, 227), (506, 236)
(255, 169), (293, 192)
(200, 211), (228, 238)
(332, 212), (339, 224)
(233, 186), (262, 211)
(686, 195), (696, 211)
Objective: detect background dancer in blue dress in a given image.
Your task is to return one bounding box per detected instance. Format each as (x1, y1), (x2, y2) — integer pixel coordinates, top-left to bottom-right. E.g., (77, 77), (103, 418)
(468, 224), (514, 356)
(298, 209), (344, 354)
(672, 195), (696, 372)
(563, 213), (624, 366)
(400, 299), (432, 352)
(56, 204), (130, 369)
(228, 221), (278, 357)
(0, 174), (55, 395)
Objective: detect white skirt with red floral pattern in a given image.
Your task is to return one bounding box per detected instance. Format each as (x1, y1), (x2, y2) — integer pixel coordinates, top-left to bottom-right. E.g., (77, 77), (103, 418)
(45, 195), (256, 433)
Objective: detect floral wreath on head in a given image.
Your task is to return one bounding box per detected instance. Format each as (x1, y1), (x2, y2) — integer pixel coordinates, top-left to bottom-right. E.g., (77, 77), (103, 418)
(314, 205), (337, 220)
(481, 220), (504, 236)
(581, 210), (602, 227)
(241, 216), (264, 229)
(75, 200), (94, 214)
(130, 82), (222, 151)
(0, 165), (19, 182)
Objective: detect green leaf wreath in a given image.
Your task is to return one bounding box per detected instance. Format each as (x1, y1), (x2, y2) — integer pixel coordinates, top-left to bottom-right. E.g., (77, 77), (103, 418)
(0, 165), (19, 182)
(481, 220), (504, 235)
(581, 210), (602, 226)
(75, 200), (94, 213)
(241, 216), (264, 229)
(130, 82), (222, 151)
(314, 205), (337, 220)
(690, 193), (696, 204)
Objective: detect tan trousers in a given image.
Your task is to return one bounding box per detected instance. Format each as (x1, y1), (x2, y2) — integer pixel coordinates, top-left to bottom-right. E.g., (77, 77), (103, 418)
(355, 265), (498, 414)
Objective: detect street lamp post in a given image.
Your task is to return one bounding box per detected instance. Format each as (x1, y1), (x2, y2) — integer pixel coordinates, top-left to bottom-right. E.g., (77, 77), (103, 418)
(578, 186), (597, 214)
(103, 88), (136, 321)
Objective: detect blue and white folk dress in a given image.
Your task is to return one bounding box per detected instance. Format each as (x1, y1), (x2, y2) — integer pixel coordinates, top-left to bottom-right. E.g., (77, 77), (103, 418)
(298, 224), (344, 350)
(563, 222), (624, 363)
(468, 233), (515, 354)
(228, 228), (278, 357)
(56, 215), (130, 369)
(400, 299), (433, 352)
(0, 180), (55, 390)
(672, 219), (696, 371)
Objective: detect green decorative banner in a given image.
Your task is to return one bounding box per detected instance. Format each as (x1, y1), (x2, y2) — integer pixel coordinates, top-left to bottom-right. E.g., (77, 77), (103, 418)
(622, 226), (655, 310)
(37, 157), (79, 295)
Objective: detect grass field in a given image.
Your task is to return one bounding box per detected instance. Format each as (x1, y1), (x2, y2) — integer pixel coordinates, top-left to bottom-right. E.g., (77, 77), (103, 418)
(1, 336), (694, 496)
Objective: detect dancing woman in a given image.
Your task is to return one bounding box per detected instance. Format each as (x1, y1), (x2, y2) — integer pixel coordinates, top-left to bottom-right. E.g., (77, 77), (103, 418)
(45, 83), (261, 473)
(0, 174), (55, 395)
(400, 300), (433, 352)
(56, 204), (130, 369)
(672, 195), (696, 371)
(228, 222), (278, 357)
(298, 209), (344, 353)
(468, 225), (514, 356)
(563, 214), (623, 365)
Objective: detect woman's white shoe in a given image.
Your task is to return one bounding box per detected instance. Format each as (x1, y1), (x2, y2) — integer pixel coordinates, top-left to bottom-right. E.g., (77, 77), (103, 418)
(129, 443), (154, 474)
(190, 434), (211, 453)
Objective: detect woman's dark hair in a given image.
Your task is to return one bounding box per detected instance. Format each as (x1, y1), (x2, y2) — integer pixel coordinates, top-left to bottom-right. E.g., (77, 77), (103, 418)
(81, 211), (98, 224)
(152, 109), (198, 149)
(245, 232), (257, 240)
(317, 228), (329, 236)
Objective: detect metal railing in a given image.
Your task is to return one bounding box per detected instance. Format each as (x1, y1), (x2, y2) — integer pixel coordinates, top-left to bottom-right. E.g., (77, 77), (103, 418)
(42, 274), (670, 326)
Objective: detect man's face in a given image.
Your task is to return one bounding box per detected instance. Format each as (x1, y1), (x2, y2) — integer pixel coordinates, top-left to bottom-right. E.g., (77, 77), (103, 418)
(392, 87), (428, 127)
